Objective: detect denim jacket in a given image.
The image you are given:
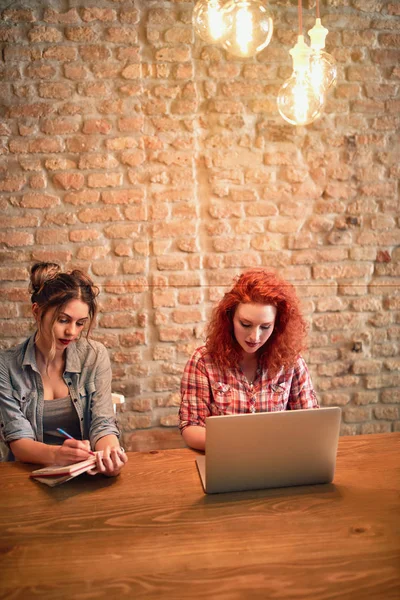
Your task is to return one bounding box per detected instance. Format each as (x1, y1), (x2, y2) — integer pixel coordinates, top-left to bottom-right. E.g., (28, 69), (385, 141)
(0, 334), (120, 459)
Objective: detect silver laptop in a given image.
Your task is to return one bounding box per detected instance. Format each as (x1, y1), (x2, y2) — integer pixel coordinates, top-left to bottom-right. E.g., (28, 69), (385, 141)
(196, 407), (341, 494)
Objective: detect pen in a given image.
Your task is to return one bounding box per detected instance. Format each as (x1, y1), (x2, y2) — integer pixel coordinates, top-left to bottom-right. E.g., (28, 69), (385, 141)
(56, 428), (96, 456)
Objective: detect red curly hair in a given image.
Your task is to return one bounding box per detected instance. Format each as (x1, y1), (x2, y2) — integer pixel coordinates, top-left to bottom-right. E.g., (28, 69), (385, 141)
(206, 269), (307, 377)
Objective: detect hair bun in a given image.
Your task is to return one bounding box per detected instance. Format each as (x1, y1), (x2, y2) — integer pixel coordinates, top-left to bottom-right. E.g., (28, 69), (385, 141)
(29, 262), (61, 294)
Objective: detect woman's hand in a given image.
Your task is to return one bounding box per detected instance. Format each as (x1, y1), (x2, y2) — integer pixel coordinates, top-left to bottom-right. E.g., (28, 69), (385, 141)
(55, 439), (93, 465)
(88, 446), (127, 477)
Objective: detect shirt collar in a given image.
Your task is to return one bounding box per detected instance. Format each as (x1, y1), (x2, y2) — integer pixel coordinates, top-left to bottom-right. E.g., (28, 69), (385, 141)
(22, 333), (39, 371)
(64, 342), (81, 374)
(22, 332), (82, 374)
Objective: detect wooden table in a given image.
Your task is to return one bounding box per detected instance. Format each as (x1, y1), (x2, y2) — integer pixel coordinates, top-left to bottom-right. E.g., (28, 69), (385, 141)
(0, 433), (399, 600)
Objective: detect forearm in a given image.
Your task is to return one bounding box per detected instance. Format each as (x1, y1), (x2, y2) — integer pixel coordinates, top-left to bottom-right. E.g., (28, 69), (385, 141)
(9, 438), (58, 465)
(182, 425), (206, 451)
(94, 434), (121, 452)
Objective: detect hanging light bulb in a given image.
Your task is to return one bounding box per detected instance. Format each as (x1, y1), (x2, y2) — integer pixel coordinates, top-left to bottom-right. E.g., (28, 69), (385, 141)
(192, 0), (226, 45)
(277, 35), (323, 126)
(308, 18), (337, 98)
(221, 0), (273, 58)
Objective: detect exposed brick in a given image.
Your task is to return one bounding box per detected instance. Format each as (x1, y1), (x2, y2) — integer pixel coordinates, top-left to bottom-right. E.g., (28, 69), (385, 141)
(343, 407), (371, 423)
(374, 406), (398, 420)
(81, 8), (116, 23)
(64, 190), (99, 206)
(44, 8), (80, 24)
(120, 150), (146, 167)
(41, 118), (80, 135)
(104, 224), (140, 239)
(20, 193), (60, 208)
(78, 207), (120, 223)
(353, 392), (379, 406)
(79, 154), (118, 170)
(102, 190), (144, 205)
(0, 3), (398, 449)
(54, 173), (84, 190)
(43, 46), (77, 61)
(0, 267), (29, 281)
(121, 64), (141, 79)
(99, 313), (137, 329)
(76, 246), (109, 260)
(155, 47), (190, 62)
(79, 45), (111, 61)
(87, 173), (123, 188)
(105, 27), (138, 44)
(36, 229), (69, 245)
(361, 422), (392, 434)
(371, 49), (400, 64)
(119, 9), (140, 25)
(0, 232), (33, 247)
(29, 138), (64, 153)
(381, 390), (400, 404)
(31, 249), (72, 263)
(66, 136), (99, 153)
(69, 229), (100, 242)
(0, 176), (26, 192)
(118, 117), (144, 132)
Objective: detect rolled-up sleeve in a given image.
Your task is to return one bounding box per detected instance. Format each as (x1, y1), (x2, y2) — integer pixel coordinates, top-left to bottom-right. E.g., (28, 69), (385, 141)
(89, 344), (120, 446)
(0, 357), (35, 444)
(287, 356), (319, 410)
(179, 349), (212, 432)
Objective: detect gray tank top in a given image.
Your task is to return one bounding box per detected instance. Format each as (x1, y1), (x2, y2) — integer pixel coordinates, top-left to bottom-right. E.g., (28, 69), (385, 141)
(43, 396), (82, 445)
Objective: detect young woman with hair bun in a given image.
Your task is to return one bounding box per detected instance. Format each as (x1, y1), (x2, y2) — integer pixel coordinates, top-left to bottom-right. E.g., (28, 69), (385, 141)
(179, 269), (319, 451)
(0, 262), (127, 476)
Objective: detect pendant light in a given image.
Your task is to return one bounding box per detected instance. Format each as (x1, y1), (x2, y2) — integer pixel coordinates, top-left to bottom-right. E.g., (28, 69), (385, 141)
(221, 0), (273, 58)
(277, 0), (323, 126)
(308, 0), (337, 98)
(192, 0), (226, 45)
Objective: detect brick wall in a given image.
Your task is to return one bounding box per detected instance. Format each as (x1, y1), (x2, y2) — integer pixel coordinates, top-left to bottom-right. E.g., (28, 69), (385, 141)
(0, 0), (399, 451)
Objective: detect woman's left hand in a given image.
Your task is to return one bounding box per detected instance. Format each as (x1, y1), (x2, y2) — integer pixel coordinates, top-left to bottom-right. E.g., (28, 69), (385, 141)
(88, 446), (128, 477)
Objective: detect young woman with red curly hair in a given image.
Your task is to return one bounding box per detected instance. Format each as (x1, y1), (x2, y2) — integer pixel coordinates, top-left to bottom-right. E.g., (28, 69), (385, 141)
(179, 269), (319, 451)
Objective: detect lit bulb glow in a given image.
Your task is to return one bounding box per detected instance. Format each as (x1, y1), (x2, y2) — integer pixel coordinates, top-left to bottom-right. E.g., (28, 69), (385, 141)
(308, 18), (337, 97)
(236, 6), (253, 55)
(208, 2), (225, 41)
(193, 0), (226, 44)
(221, 0), (273, 58)
(277, 35), (323, 126)
(309, 50), (337, 97)
(278, 72), (322, 126)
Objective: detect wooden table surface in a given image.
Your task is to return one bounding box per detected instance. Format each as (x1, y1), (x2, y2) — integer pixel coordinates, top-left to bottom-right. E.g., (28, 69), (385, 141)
(0, 433), (399, 600)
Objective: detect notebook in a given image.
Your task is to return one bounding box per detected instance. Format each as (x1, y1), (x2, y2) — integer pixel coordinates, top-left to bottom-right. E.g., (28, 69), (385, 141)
(30, 454), (99, 487)
(196, 407), (341, 494)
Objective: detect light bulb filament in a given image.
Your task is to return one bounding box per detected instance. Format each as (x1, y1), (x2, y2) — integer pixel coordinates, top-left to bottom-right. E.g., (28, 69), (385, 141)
(293, 78), (310, 125)
(310, 55), (325, 95)
(208, 2), (224, 41)
(236, 7), (253, 55)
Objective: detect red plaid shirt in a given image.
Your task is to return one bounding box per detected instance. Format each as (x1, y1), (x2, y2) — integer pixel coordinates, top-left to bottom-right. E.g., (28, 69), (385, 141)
(179, 346), (319, 432)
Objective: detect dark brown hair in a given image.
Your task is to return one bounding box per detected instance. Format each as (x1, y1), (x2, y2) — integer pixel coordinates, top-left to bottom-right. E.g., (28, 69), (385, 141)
(206, 269), (307, 377)
(30, 262), (99, 360)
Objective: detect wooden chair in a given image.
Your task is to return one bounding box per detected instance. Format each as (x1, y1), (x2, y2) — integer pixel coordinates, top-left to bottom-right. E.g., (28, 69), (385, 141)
(111, 392), (125, 414)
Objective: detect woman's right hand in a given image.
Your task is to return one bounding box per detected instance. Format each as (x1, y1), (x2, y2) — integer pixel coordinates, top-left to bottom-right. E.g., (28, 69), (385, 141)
(54, 438), (93, 465)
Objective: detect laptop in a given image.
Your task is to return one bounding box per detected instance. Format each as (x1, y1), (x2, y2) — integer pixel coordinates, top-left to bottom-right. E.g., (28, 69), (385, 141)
(196, 407), (341, 494)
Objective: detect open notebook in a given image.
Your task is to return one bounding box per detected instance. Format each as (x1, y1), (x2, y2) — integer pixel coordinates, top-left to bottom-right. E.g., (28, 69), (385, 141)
(30, 454), (99, 487)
